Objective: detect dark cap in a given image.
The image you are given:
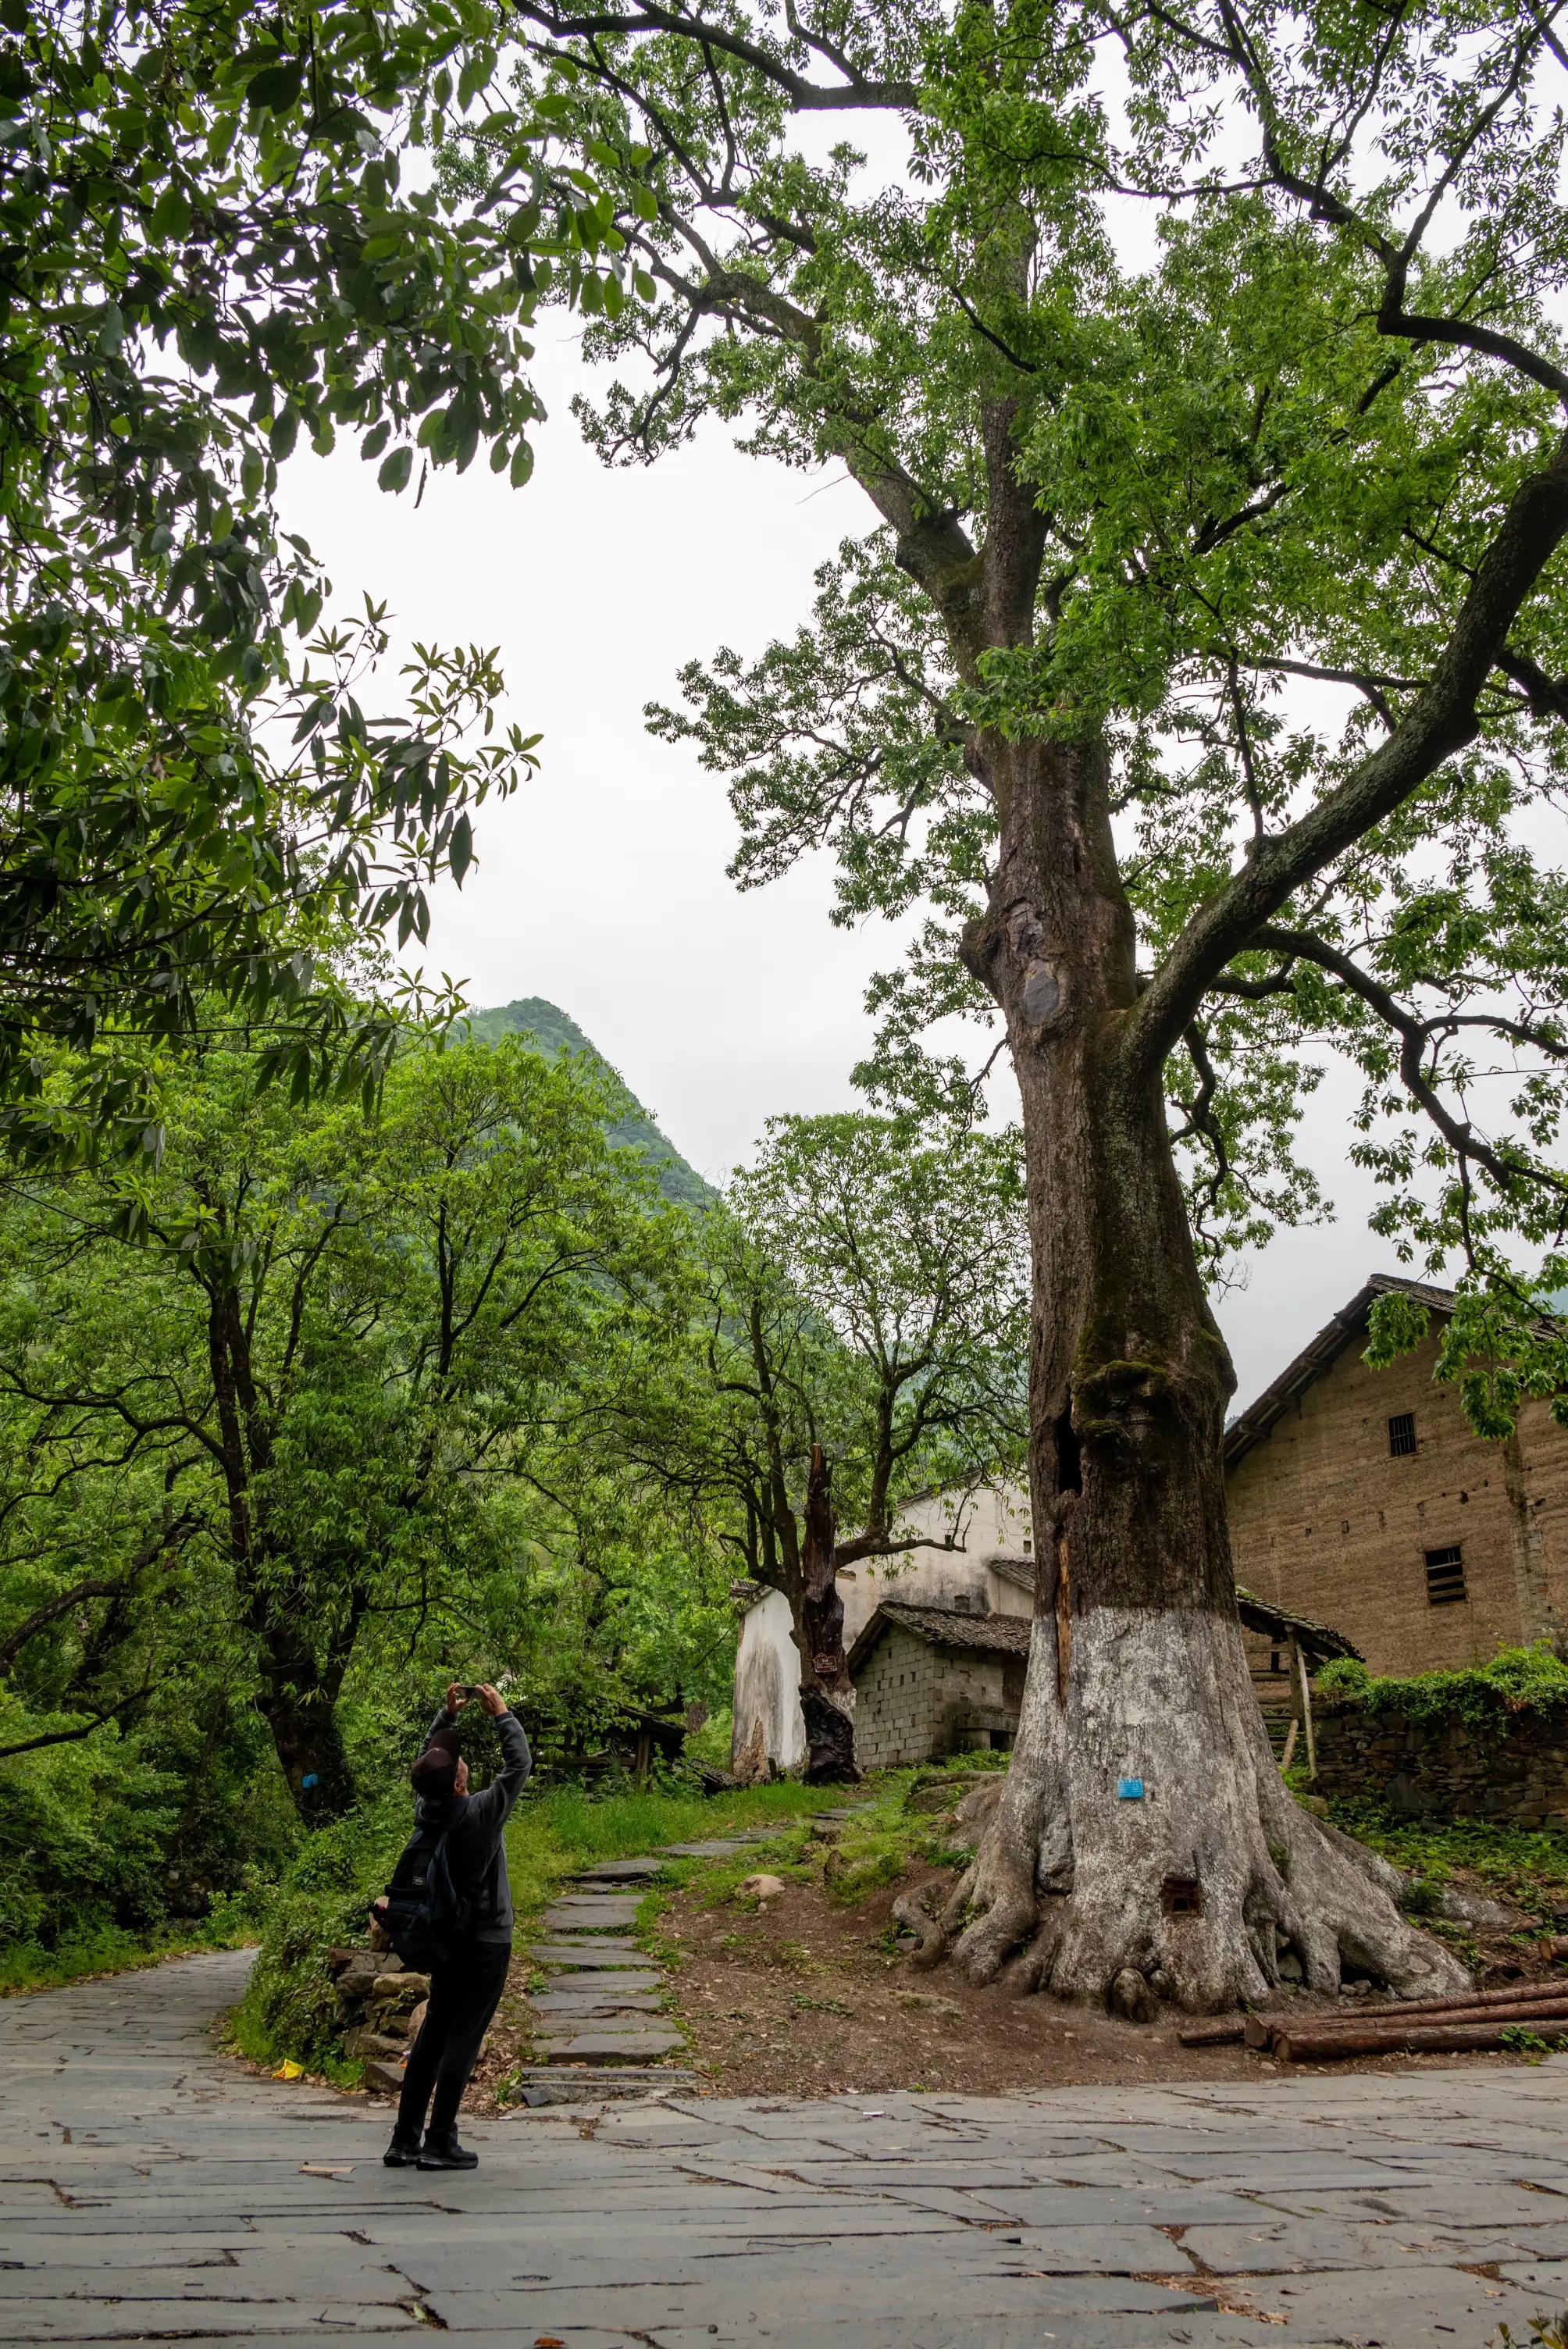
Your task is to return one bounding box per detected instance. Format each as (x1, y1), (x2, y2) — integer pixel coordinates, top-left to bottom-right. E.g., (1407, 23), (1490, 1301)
(411, 1742), (459, 1799)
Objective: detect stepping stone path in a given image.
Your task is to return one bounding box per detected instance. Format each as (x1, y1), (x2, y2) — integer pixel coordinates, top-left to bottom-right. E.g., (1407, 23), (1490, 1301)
(509, 1805), (868, 2105)
(364, 1809), (867, 2105)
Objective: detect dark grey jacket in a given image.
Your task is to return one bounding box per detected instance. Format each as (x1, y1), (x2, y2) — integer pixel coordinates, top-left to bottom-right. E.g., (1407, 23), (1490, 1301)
(413, 1706), (532, 1946)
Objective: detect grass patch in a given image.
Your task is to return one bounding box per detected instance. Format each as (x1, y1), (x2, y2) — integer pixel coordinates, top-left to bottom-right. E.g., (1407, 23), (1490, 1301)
(233, 1773), (843, 2077)
(665, 1769), (973, 1921)
(0, 1902), (258, 1998)
(506, 1778), (847, 1941)
(1323, 1795), (1568, 1923)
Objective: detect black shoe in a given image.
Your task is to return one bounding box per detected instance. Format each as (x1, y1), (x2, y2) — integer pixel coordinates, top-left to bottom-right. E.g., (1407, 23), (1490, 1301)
(383, 2131), (424, 2168)
(416, 2131), (479, 2171)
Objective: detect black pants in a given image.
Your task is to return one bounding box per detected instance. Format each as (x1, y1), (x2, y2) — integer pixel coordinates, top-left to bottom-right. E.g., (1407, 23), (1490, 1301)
(395, 1940), (511, 2140)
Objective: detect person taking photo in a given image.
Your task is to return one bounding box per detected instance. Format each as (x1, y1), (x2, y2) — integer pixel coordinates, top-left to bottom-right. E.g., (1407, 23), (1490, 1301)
(378, 1681), (530, 2171)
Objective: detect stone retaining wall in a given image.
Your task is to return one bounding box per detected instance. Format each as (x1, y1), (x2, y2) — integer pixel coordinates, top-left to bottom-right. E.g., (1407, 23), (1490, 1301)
(1312, 1692), (1568, 1829)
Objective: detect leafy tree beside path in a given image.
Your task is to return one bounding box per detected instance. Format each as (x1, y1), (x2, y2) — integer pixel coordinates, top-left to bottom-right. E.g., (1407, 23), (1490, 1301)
(0, 1034), (685, 1820)
(0, 2), (617, 1150)
(504, 0), (1568, 2009)
(618, 1113), (1029, 1780)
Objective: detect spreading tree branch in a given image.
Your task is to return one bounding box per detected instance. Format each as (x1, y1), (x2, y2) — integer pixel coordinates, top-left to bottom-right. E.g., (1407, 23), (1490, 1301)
(1124, 430), (1568, 1078)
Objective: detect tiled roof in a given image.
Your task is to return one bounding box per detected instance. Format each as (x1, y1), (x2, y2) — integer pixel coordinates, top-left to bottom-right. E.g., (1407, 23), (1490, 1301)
(984, 1552), (1036, 1593)
(1224, 1274), (1459, 1470)
(847, 1600), (1032, 1677)
(1235, 1588), (1361, 1663)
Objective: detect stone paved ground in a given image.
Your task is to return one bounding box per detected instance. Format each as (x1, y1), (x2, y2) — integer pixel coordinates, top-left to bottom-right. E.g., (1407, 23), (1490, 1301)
(5, 1950), (1568, 2347)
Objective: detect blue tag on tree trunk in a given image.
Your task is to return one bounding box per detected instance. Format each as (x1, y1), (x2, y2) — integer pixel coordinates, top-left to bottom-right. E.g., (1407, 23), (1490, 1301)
(1117, 1777), (1144, 1799)
(301, 1773), (319, 1790)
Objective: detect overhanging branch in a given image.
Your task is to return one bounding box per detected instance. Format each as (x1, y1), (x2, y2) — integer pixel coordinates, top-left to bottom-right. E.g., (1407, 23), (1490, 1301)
(509, 0), (919, 110)
(1123, 429), (1568, 1080)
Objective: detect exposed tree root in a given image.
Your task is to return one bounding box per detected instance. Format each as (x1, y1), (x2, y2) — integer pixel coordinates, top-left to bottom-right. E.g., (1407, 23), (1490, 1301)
(911, 1614), (1470, 2014)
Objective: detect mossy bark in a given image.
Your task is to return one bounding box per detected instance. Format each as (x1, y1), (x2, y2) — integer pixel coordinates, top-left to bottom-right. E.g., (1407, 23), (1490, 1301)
(927, 731), (1466, 2009)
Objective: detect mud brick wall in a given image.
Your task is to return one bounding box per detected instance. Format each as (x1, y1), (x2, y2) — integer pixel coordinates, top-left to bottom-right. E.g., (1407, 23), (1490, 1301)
(1227, 1317), (1568, 1677)
(854, 1625), (1012, 1772)
(1312, 1693), (1568, 1830)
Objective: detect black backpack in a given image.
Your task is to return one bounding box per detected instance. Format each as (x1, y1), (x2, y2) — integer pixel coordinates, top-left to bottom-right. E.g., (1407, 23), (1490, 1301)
(381, 1813), (501, 1970)
(381, 1819), (469, 1971)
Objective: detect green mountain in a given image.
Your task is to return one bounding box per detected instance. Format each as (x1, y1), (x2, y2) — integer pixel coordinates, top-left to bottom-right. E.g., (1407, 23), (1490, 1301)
(461, 996), (715, 1209)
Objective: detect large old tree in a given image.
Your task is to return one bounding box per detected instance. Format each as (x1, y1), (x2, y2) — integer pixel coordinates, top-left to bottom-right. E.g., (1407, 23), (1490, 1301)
(501, 0), (1568, 2011)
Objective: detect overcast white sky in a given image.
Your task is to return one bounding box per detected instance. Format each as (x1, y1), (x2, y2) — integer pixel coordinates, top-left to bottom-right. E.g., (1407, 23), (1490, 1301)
(280, 323), (1420, 1412)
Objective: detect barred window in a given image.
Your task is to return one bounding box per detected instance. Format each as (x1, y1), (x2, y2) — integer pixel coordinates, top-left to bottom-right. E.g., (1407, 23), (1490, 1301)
(1425, 1545), (1466, 1606)
(1388, 1411), (1417, 1457)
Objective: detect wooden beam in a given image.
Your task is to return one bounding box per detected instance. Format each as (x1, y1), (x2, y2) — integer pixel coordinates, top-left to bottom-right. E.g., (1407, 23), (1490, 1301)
(1279, 1716), (1299, 1774)
(1292, 1638), (1317, 1780)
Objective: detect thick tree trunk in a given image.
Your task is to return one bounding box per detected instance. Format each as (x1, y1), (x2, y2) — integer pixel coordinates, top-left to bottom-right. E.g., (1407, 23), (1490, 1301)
(255, 1632), (358, 1826)
(793, 1445), (860, 1784)
(927, 732), (1466, 2011)
(207, 1286), (358, 1827)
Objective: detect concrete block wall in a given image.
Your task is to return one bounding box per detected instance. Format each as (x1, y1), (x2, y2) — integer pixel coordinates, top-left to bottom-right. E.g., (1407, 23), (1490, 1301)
(854, 1625), (1012, 1772)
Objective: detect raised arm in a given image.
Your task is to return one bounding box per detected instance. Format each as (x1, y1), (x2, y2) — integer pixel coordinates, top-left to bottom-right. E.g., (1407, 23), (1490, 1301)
(461, 1684), (533, 1834)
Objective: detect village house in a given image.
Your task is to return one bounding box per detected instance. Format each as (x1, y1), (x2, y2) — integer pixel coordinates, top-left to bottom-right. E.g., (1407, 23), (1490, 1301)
(730, 1485), (1036, 1776)
(1226, 1273), (1568, 1676)
(733, 1479), (1355, 1775)
(848, 1603), (1033, 1772)
(731, 1273), (1567, 1773)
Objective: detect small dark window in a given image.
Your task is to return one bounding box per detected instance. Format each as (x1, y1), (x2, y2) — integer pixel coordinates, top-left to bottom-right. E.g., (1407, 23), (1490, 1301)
(1388, 1411), (1417, 1456)
(1162, 1874), (1202, 1918)
(1425, 1545), (1466, 1606)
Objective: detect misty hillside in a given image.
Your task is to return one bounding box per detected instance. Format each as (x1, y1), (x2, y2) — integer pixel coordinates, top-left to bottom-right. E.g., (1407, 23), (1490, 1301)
(462, 996), (715, 1210)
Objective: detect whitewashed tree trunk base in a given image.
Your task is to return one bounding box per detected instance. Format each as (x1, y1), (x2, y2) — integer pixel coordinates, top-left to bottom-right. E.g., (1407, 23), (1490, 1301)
(917, 1610), (1468, 2012)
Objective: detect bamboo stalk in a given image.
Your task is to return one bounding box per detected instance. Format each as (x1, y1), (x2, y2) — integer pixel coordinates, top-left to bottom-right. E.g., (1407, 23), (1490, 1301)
(1292, 1639), (1316, 1779)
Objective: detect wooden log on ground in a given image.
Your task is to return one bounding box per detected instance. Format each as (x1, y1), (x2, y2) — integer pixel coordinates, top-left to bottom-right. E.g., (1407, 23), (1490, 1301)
(1288, 1994), (1568, 2038)
(1371, 1977), (1568, 2022)
(1276, 2014), (1568, 2062)
(1245, 1975), (1568, 2048)
(1177, 2019), (1247, 2048)
(1274, 1996), (1568, 2051)
(1258, 1991), (1568, 2048)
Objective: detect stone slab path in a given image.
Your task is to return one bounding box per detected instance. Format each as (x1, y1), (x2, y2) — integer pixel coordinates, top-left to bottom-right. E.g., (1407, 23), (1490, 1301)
(7, 1948), (1568, 2346)
(516, 1813), (847, 2091)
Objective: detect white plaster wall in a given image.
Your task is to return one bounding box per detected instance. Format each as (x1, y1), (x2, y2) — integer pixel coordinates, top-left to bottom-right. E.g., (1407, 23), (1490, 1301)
(729, 1479), (1035, 1771)
(732, 1588), (806, 1773)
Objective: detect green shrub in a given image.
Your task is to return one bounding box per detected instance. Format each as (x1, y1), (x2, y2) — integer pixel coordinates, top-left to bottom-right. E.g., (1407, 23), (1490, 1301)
(1323, 1797), (1568, 1918)
(1317, 1643), (1568, 1730)
(0, 1692), (297, 1972)
(232, 1797), (407, 2073)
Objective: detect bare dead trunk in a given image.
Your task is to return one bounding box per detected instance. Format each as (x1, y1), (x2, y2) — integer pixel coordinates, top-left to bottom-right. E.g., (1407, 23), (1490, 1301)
(922, 732), (1466, 2011)
(793, 1444), (860, 1784)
